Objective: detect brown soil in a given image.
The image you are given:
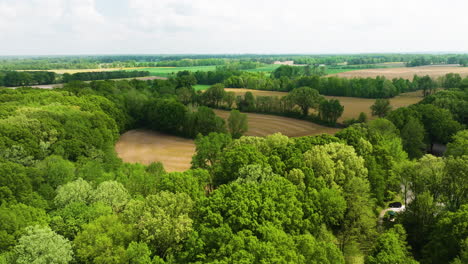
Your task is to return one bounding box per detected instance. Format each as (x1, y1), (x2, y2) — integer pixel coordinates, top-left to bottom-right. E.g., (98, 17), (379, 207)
(331, 66), (468, 80)
(115, 129), (195, 172)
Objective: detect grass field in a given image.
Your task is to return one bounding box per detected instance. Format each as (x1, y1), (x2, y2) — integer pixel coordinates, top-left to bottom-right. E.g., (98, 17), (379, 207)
(332, 66), (468, 79)
(325, 68), (359, 75)
(193, 84), (210, 91)
(138, 66), (217, 77)
(224, 88), (424, 122)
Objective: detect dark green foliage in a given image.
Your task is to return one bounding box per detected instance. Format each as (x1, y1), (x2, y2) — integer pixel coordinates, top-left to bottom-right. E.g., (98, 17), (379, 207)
(319, 99), (344, 125)
(62, 70), (149, 83)
(0, 71), (56, 86)
(227, 110), (248, 138)
(371, 98), (392, 117)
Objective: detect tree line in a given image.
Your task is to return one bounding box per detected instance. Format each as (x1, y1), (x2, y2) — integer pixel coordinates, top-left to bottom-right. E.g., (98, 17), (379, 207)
(190, 66), (468, 98)
(0, 70), (152, 87)
(62, 70), (150, 83)
(2, 53), (467, 70)
(0, 71), (56, 86)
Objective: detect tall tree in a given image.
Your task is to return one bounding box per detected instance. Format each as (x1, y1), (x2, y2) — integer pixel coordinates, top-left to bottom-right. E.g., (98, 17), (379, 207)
(319, 99), (344, 125)
(287, 87), (323, 116)
(400, 117), (426, 159)
(371, 99), (392, 117)
(228, 109), (248, 138)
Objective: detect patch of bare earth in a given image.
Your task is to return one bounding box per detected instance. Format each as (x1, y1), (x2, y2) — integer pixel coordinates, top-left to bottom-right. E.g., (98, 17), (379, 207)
(115, 129), (195, 172)
(331, 66), (468, 80)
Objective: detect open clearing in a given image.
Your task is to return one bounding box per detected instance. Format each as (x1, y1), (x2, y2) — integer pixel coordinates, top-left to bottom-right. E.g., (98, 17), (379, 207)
(116, 110), (341, 171)
(214, 109), (340, 137)
(224, 88), (423, 121)
(115, 129), (195, 172)
(331, 66), (468, 79)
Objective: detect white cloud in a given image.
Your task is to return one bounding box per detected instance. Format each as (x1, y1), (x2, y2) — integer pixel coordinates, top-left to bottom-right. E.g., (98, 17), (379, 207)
(0, 0), (467, 55)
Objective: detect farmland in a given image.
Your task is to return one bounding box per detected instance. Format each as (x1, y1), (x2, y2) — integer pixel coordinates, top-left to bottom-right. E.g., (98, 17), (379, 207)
(115, 109), (341, 171)
(224, 88), (424, 121)
(213, 109), (340, 137)
(332, 65), (468, 79)
(115, 129), (196, 172)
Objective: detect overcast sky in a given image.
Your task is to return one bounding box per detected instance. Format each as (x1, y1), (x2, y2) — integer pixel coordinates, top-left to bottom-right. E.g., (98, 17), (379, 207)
(1, 0), (467, 55)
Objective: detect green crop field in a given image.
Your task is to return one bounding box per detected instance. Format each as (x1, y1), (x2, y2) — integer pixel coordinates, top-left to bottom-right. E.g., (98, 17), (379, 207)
(245, 64), (281, 72)
(136, 66), (217, 77)
(193, 84), (210, 91)
(134, 64), (360, 78)
(326, 68), (358, 75)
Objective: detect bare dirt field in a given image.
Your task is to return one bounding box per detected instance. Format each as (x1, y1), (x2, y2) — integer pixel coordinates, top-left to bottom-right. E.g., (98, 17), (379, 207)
(213, 109), (340, 137)
(331, 66), (468, 80)
(115, 111), (341, 171)
(224, 88), (423, 121)
(115, 129), (195, 172)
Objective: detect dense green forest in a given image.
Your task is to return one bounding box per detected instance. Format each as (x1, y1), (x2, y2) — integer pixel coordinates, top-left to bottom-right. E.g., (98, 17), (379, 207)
(190, 66), (468, 98)
(0, 70), (466, 263)
(0, 70), (150, 87)
(1, 53), (467, 70)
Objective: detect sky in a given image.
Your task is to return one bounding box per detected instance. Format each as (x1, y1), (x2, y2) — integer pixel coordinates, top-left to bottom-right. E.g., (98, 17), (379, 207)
(1, 0), (468, 55)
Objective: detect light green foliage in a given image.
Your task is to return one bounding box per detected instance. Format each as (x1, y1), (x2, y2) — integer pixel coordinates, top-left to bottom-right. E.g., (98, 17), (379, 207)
(227, 110), (248, 139)
(12, 225), (73, 264)
(156, 169), (209, 201)
(50, 202), (112, 240)
(91, 181), (130, 212)
(126, 241), (152, 264)
(122, 192), (194, 257)
(54, 178), (93, 208)
(303, 142), (368, 189)
(74, 215), (133, 264)
(303, 142), (376, 251)
(366, 225), (418, 264)
(446, 130), (468, 157)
